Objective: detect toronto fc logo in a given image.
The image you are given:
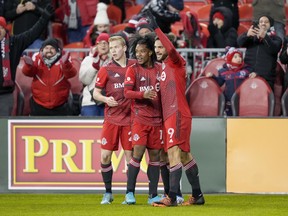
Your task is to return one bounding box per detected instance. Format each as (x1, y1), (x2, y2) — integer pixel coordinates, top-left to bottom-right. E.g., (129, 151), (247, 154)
(101, 137), (107, 145)
(161, 71), (166, 81)
(133, 134), (140, 141)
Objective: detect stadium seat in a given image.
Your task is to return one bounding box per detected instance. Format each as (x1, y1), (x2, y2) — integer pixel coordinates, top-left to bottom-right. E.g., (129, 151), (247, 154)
(11, 81), (25, 116)
(107, 4), (122, 25)
(51, 22), (68, 46)
(231, 77), (275, 116)
(237, 23), (249, 35)
(124, 4), (143, 22)
(15, 57), (33, 116)
(200, 57), (225, 77)
(185, 77), (225, 116)
(171, 22), (184, 37)
(197, 4), (211, 23)
(238, 3), (253, 28)
(281, 87), (288, 116)
(184, 0), (209, 14)
(111, 23), (129, 33)
(64, 42), (86, 61)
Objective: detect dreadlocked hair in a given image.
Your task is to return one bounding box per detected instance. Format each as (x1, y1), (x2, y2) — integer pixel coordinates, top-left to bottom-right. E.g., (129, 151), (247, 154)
(129, 32), (157, 63)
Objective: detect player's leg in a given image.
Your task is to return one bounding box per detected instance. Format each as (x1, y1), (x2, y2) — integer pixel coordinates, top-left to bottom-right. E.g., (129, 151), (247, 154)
(160, 149), (170, 196)
(182, 152), (205, 205)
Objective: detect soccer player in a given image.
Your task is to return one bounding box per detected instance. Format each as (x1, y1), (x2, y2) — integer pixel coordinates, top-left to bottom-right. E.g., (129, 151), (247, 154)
(123, 33), (163, 205)
(146, 11), (205, 206)
(93, 34), (136, 204)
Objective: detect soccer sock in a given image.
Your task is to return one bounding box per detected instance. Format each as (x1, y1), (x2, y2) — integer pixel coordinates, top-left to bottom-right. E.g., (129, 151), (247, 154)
(126, 157), (141, 194)
(160, 162), (170, 195)
(169, 163), (182, 202)
(101, 162), (113, 193)
(147, 161), (160, 198)
(184, 159), (202, 198)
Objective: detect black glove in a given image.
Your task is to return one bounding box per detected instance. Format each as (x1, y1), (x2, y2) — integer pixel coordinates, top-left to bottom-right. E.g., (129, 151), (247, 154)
(42, 4), (54, 20)
(208, 24), (218, 35)
(145, 10), (158, 30)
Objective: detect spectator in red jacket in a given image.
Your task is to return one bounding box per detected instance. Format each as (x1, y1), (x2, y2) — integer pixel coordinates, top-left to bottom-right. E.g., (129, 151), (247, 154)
(22, 38), (77, 116)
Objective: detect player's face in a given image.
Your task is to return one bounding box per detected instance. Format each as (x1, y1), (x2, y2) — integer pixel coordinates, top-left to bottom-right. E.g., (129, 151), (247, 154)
(135, 44), (152, 67)
(154, 39), (168, 62)
(42, 45), (57, 59)
(109, 40), (126, 61)
(0, 26), (6, 41)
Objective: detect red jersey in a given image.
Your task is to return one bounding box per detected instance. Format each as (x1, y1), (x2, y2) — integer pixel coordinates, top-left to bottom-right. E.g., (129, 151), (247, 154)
(124, 62), (162, 126)
(155, 28), (191, 120)
(95, 59), (136, 125)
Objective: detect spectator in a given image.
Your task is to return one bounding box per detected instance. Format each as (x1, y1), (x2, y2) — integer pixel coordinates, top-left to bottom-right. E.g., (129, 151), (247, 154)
(279, 36), (288, 90)
(4, 0), (51, 49)
(237, 15), (282, 90)
(123, 33), (162, 205)
(83, 2), (110, 47)
(22, 38), (77, 116)
(123, 17), (138, 38)
(206, 47), (256, 116)
(54, 0), (98, 43)
(100, 0), (126, 23)
(252, 0), (285, 42)
(209, 0), (239, 30)
(207, 7), (238, 50)
(79, 33), (111, 116)
(140, 0), (184, 33)
(135, 18), (153, 37)
(0, 6), (54, 116)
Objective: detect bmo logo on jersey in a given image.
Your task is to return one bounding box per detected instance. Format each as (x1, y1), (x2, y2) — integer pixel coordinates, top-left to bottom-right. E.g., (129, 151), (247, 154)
(139, 83), (160, 92)
(161, 71), (167, 81)
(114, 83), (124, 89)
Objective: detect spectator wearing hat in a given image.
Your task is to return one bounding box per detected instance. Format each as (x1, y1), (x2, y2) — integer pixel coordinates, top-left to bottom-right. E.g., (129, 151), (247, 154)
(0, 6), (54, 116)
(136, 18), (153, 37)
(79, 33), (111, 116)
(209, 0), (239, 31)
(207, 7), (238, 50)
(140, 0), (184, 34)
(83, 2), (110, 47)
(237, 15), (282, 90)
(22, 38), (77, 116)
(123, 17), (139, 38)
(253, 0), (285, 43)
(206, 47), (256, 116)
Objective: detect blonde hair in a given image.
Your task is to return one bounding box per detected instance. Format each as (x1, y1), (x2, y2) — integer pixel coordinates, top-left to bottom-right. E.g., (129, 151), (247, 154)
(109, 36), (126, 46)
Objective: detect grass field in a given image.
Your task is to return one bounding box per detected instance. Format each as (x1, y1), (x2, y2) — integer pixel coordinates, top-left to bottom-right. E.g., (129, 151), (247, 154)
(0, 194), (287, 216)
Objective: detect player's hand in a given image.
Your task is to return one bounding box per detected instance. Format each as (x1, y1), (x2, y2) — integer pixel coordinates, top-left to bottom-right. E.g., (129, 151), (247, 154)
(23, 55), (34, 66)
(143, 89), (157, 100)
(105, 96), (118, 107)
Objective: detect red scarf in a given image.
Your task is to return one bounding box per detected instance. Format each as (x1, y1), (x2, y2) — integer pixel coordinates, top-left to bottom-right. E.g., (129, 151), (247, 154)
(1, 33), (13, 87)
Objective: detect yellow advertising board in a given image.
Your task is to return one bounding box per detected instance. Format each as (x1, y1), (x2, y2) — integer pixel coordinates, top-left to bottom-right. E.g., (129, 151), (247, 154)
(227, 118), (288, 193)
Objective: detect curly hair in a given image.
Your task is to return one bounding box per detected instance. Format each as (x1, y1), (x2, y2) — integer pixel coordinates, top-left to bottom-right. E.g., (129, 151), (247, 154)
(129, 32), (156, 63)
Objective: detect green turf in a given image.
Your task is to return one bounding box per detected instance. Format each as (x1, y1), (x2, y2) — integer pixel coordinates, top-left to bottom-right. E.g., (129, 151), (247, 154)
(0, 194), (288, 216)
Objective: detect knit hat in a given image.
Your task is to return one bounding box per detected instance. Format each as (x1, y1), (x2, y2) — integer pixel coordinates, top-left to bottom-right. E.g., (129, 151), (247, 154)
(124, 18), (138, 34)
(136, 18), (153, 32)
(168, 0), (184, 11)
(258, 15), (274, 27)
(225, 47), (243, 67)
(94, 2), (110, 25)
(213, 12), (225, 21)
(41, 38), (61, 51)
(96, 32), (110, 44)
(0, 16), (7, 29)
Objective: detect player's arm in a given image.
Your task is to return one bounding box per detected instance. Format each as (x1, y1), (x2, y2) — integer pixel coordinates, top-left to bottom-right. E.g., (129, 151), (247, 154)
(124, 66), (144, 99)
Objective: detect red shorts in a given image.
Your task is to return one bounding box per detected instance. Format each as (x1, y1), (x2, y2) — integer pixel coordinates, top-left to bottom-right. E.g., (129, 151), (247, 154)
(131, 121), (163, 150)
(101, 121), (132, 151)
(163, 113), (191, 152)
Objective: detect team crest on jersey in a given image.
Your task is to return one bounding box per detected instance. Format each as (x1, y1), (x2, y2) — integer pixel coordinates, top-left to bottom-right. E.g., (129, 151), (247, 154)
(101, 137), (107, 145)
(161, 71), (166, 81)
(133, 134), (140, 141)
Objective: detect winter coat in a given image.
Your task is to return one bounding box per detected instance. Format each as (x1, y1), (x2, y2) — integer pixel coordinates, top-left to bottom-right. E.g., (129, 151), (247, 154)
(22, 52), (77, 109)
(237, 30), (282, 89)
(0, 15), (50, 94)
(207, 6), (238, 48)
